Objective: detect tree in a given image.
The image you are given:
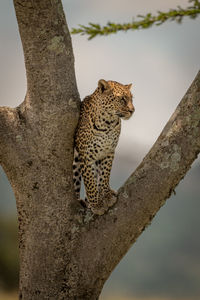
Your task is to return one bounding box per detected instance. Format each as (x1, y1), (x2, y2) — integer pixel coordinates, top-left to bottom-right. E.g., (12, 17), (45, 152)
(0, 0), (199, 299)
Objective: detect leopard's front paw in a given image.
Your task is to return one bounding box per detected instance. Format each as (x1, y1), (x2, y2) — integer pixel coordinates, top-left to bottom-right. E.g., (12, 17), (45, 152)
(88, 201), (108, 216)
(102, 189), (117, 208)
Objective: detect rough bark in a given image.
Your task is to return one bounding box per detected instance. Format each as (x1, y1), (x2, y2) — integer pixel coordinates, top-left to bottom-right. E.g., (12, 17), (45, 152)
(0, 107), (16, 163)
(0, 0), (199, 299)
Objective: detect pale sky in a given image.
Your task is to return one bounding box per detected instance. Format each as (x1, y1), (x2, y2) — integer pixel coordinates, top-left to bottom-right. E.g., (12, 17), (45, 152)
(0, 0), (199, 162)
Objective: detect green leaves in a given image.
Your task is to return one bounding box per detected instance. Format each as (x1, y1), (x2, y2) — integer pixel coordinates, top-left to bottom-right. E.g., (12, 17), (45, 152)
(71, 0), (200, 39)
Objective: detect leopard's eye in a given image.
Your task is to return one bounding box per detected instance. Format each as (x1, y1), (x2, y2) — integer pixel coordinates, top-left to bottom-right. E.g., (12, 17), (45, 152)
(121, 97), (126, 104)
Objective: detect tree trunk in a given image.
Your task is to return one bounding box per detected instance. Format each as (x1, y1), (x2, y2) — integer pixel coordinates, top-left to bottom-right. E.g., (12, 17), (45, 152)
(0, 0), (199, 299)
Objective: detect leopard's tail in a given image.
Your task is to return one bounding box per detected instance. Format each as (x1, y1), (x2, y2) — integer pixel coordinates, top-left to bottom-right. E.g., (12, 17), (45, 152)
(73, 148), (82, 200)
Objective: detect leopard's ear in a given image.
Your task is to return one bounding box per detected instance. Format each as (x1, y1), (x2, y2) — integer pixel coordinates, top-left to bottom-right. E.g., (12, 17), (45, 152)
(98, 79), (110, 93)
(125, 83), (132, 90)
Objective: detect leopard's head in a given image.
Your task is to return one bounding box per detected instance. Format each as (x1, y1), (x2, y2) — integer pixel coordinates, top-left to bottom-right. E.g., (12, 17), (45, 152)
(97, 79), (135, 120)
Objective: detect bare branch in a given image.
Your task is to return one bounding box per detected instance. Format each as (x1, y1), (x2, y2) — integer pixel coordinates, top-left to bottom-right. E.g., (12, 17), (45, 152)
(70, 70), (200, 291)
(13, 0), (80, 109)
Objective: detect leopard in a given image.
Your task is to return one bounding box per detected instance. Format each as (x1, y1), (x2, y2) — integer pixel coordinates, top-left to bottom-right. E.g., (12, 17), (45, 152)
(73, 79), (135, 215)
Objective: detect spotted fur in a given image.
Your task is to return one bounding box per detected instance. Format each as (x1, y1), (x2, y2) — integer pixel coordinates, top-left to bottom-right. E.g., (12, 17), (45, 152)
(73, 79), (134, 215)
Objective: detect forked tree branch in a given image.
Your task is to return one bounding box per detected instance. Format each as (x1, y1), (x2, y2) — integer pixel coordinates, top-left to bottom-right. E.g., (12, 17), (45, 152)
(70, 70), (200, 292)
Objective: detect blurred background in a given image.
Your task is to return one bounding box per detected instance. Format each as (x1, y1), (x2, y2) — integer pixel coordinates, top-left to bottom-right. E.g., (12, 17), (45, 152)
(0, 0), (200, 299)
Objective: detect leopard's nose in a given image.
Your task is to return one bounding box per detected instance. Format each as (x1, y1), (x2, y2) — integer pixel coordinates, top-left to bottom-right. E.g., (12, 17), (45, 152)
(129, 106), (135, 113)
(127, 102), (135, 113)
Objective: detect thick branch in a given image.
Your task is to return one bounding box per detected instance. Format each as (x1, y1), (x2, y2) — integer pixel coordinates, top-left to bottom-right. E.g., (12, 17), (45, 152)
(11, 0), (80, 189)
(13, 0), (79, 109)
(70, 70), (200, 295)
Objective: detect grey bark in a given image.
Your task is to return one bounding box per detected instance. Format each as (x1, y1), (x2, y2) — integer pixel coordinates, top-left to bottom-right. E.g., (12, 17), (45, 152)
(0, 0), (199, 299)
